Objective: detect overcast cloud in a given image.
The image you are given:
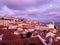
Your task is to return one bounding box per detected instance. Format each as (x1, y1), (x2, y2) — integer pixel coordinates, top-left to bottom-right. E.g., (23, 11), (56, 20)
(0, 0), (60, 22)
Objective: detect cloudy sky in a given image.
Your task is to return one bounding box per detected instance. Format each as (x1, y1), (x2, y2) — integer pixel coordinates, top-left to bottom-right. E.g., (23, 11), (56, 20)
(0, 0), (60, 22)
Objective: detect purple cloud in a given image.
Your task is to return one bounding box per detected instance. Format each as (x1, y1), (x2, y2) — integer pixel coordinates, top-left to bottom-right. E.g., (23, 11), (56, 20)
(1, 0), (52, 10)
(0, 0), (60, 22)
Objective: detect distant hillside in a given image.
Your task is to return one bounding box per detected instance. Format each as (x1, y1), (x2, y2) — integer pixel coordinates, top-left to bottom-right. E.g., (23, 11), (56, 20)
(55, 22), (60, 27)
(40, 22), (60, 27)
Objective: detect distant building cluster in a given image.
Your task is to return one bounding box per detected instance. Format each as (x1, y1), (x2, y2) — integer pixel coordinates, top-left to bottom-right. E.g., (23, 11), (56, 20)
(0, 15), (58, 33)
(0, 15), (59, 45)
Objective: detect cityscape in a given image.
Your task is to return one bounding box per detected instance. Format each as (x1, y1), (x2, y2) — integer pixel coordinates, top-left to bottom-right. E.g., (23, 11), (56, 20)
(0, 0), (60, 45)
